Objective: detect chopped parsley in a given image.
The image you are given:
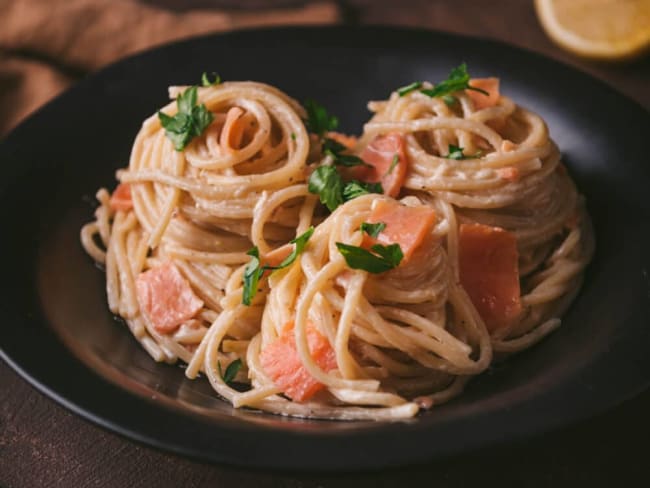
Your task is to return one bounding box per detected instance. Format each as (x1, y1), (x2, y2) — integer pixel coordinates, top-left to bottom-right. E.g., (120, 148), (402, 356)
(397, 81), (423, 97)
(445, 144), (482, 160)
(360, 222), (386, 238)
(290, 132), (296, 141)
(218, 358), (242, 384)
(201, 72), (222, 87)
(303, 100), (380, 211)
(336, 242), (403, 273)
(308, 166), (383, 212)
(341, 180), (382, 200)
(242, 247), (263, 306)
(242, 227), (314, 305)
(420, 63), (489, 99)
(442, 94), (457, 106)
(158, 86), (214, 151)
(308, 166), (344, 212)
(275, 227), (314, 268)
(304, 99), (338, 136)
(322, 138), (368, 168)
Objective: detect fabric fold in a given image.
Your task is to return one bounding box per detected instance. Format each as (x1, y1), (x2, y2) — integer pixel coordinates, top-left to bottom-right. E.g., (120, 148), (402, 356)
(0, 0), (340, 135)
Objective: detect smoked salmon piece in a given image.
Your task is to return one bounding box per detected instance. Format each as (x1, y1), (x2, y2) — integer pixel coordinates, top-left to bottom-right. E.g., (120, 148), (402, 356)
(260, 322), (337, 402)
(467, 78), (500, 110)
(136, 262), (204, 333)
(357, 133), (408, 198)
(109, 183), (133, 212)
(458, 223), (521, 331)
(363, 199), (437, 262)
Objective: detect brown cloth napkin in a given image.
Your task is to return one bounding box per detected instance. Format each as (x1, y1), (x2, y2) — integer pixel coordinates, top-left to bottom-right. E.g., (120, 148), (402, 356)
(0, 0), (340, 136)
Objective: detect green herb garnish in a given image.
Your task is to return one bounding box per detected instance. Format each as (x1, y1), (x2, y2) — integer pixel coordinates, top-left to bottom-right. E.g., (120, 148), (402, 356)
(420, 63), (488, 99)
(336, 242), (403, 273)
(397, 81), (423, 97)
(360, 222), (386, 238)
(341, 180), (383, 200)
(447, 144), (465, 160)
(242, 227), (314, 305)
(218, 358), (242, 384)
(201, 72), (222, 87)
(322, 138), (368, 168)
(290, 132), (296, 141)
(445, 144), (482, 160)
(308, 166), (383, 212)
(158, 86), (214, 151)
(322, 138), (347, 154)
(304, 99), (338, 136)
(242, 247), (263, 306)
(308, 166), (345, 212)
(276, 227), (314, 268)
(442, 95), (457, 106)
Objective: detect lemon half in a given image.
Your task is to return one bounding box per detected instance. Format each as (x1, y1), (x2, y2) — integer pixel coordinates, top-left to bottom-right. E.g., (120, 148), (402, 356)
(535, 0), (650, 60)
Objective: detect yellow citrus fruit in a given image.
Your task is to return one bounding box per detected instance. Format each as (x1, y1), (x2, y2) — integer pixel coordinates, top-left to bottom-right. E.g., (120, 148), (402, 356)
(535, 0), (650, 60)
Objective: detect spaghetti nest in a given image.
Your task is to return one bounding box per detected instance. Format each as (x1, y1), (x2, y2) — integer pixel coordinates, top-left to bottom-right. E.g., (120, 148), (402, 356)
(197, 195), (491, 419)
(360, 82), (594, 352)
(81, 81), (318, 366)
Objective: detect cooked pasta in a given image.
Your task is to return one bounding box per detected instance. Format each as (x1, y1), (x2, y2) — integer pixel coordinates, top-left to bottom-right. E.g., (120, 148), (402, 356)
(81, 71), (593, 420)
(360, 77), (594, 352)
(81, 81), (317, 366)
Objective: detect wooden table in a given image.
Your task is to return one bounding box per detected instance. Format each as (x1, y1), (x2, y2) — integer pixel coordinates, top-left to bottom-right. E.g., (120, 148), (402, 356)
(2, 1), (649, 486)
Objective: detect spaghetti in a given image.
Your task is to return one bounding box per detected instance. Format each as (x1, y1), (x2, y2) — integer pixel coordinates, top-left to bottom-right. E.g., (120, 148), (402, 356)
(359, 75), (594, 352)
(81, 73), (593, 420)
(82, 81), (317, 367)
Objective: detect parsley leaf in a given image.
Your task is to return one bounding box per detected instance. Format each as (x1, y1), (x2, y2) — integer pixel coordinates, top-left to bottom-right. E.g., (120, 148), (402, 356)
(242, 228), (314, 305)
(342, 180), (383, 200)
(335, 242), (403, 273)
(360, 222), (386, 238)
(308, 166), (344, 212)
(420, 63), (489, 99)
(322, 137), (347, 154)
(447, 144), (465, 160)
(370, 243), (404, 263)
(442, 95), (457, 106)
(158, 86), (214, 151)
(177, 85), (195, 113)
(201, 72), (222, 86)
(304, 102), (366, 171)
(304, 99), (338, 136)
(218, 358), (242, 384)
(322, 138), (368, 168)
(242, 247), (264, 306)
(445, 144), (482, 160)
(309, 165), (383, 212)
(397, 81), (423, 97)
(276, 227), (315, 268)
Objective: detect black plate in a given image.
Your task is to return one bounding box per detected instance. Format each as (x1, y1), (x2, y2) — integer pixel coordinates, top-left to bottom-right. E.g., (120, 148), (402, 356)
(1, 26), (649, 471)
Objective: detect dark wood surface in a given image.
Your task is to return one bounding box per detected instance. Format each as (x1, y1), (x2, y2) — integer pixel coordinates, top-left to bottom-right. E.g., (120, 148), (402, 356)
(2, 1), (649, 487)
(147, 0), (650, 110)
